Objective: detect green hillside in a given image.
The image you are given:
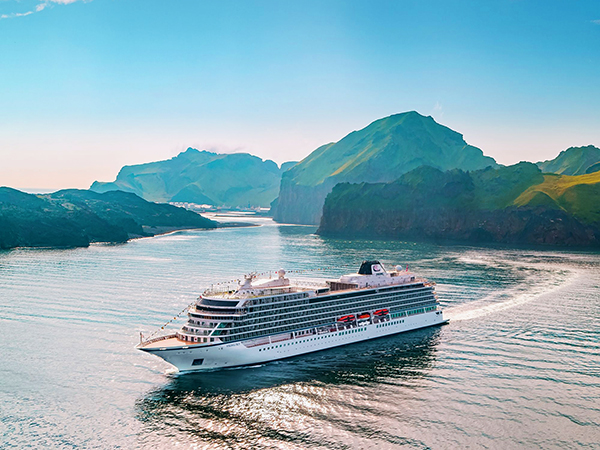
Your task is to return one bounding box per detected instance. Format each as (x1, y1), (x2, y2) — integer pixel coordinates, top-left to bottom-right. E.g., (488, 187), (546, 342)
(91, 148), (295, 208)
(0, 188), (216, 249)
(318, 163), (600, 246)
(537, 145), (600, 176)
(324, 162), (542, 213)
(272, 111), (497, 224)
(514, 171), (600, 225)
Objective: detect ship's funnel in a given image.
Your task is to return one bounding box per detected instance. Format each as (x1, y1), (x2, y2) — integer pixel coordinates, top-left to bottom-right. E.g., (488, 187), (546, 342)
(358, 260), (385, 275)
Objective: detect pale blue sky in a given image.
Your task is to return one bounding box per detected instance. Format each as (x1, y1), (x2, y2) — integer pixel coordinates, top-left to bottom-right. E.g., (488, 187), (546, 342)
(1, 0), (599, 189)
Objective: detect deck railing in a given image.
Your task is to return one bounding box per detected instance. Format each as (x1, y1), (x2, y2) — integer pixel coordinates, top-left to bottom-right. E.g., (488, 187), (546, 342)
(140, 333), (176, 346)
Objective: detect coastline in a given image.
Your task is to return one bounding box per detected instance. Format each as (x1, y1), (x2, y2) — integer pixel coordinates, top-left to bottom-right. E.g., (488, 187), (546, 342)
(0, 222), (262, 251)
(133, 222), (260, 239)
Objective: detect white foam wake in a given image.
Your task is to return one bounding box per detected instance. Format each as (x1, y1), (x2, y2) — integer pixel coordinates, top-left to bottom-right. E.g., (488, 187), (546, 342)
(445, 268), (580, 322)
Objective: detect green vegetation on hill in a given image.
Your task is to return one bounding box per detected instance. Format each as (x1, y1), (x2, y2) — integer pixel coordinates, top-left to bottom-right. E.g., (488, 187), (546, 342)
(0, 188), (216, 249)
(537, 145), (600, 176)
(272, 111), (497, 225)
(318, 163), (600, 246)
(514, 171), (600, 225)
(324, 162), (542, 213)
(91, 148), (296, 208)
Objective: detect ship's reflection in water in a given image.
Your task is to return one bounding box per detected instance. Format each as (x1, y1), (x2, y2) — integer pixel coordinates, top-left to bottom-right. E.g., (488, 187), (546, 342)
(136, 327), (442, 448)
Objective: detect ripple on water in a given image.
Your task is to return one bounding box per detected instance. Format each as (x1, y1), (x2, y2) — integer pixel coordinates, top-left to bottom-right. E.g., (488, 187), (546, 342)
(1, 226), (600, 448)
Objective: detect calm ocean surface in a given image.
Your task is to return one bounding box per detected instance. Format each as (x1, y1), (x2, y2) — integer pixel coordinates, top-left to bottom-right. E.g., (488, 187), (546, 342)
(1, 217), (599, 449)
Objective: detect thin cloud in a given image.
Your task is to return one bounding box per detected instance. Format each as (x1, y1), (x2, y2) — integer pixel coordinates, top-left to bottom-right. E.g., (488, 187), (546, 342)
(592, 20), (600, 25)
(1, 11), (34, 20)
(0, 0), (89, 20)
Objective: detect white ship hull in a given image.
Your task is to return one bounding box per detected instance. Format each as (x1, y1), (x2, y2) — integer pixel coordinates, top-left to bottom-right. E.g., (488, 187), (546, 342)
(140, 310), (448, 372)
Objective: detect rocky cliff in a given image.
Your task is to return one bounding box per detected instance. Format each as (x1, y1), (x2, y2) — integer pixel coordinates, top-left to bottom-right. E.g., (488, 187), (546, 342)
(317, 163), (600, 247)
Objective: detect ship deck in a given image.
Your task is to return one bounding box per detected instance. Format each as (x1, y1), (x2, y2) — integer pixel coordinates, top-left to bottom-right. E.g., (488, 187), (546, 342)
(204, 276), (427, 300)
(139, 335), (192, 350)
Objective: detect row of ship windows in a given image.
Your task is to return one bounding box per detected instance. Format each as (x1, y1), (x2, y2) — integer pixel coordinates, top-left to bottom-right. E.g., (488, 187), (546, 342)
(190, 313), (240, 322)
(222, 299), (435, 341)
(187, 321), (219, 328)
(248, 293), (308, 308)
(246, 287), (430, 315)
(377, 320), (405, 328)
(245, 290), (432, 322)
(228, 296), (434, 334)
(227, 306), (431, 340)
(192, 288), (432, 322)
(239, 292), (432, 327)
(192, 307), (244, 315)
(198, 284), (426, 317)
(177, 333), (215, 343)
(180, 305), (439, 344)
(257, 327), (368, 351)
(181, 327), (211, 335)
(389, 306), (437, 317)
(310, 283), (425, 304)
(247, 302), (309, 313)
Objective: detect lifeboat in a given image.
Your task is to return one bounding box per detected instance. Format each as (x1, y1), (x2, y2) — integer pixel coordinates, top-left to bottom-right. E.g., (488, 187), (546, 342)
(358, 313), (370, 320)
(337, 315), (355, 322)
(374, 309), (389, 316)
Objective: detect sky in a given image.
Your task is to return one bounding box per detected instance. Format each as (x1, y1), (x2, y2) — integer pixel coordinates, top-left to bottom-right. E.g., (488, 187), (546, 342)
(1, 0), (599, 190)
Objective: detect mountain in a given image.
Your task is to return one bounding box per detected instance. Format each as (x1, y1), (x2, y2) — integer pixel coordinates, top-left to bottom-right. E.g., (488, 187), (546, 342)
(514, 170), (600, 225)
(0, 188), (217, 249)
(91, 148), (297, 208)
(537, 145), (600, 176)
(271, 111), (498, 225)
(317, 162), (600, 247)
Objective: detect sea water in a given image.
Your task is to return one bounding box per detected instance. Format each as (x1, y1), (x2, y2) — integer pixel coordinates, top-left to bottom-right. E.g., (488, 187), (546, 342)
(1, 218), (599, 449)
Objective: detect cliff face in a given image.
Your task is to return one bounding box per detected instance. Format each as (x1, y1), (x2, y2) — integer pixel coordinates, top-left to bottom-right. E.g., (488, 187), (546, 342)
(272, 111), (497, 225)
(273, 174), (335, 225)
(319, 207), (600, 246)
(317, 163), (600, 247)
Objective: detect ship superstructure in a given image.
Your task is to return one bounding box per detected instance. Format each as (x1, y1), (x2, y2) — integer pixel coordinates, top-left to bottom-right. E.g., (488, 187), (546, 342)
(137, 261), (448, 371)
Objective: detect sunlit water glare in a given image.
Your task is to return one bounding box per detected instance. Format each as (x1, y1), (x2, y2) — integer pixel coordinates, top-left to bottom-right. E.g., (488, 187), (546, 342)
(1, 218), (599, 448)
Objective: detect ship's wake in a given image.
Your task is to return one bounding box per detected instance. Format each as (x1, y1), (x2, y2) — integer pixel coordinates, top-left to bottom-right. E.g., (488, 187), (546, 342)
(443, 260), (580, 322)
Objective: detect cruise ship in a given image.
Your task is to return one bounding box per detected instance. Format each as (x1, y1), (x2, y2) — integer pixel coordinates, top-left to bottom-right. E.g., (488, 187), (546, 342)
(137, 261), (448, 371)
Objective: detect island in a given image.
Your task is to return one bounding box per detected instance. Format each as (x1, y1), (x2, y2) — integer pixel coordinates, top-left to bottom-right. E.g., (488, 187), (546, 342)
(91, 148), (297, 208)
(0, 188), (217, 250)
(317, 162), (600, 247)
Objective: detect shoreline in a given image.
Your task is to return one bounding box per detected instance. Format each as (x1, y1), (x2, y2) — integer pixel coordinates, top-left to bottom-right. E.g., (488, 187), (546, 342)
(1, 222), (261, 251)
(132, 221), (261, 240)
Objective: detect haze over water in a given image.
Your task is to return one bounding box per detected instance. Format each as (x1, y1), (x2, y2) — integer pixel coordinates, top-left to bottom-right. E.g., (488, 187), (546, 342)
(1, 218), (599, 449)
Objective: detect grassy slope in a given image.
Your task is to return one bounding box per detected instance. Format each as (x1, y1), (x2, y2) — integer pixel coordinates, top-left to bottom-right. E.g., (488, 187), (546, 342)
(322, 161), (600, 243)
(319, 162), (600, 245)
(513, 171), (600, 224)
(325, 162), (543, 213)
(287, 111), (497, 188)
